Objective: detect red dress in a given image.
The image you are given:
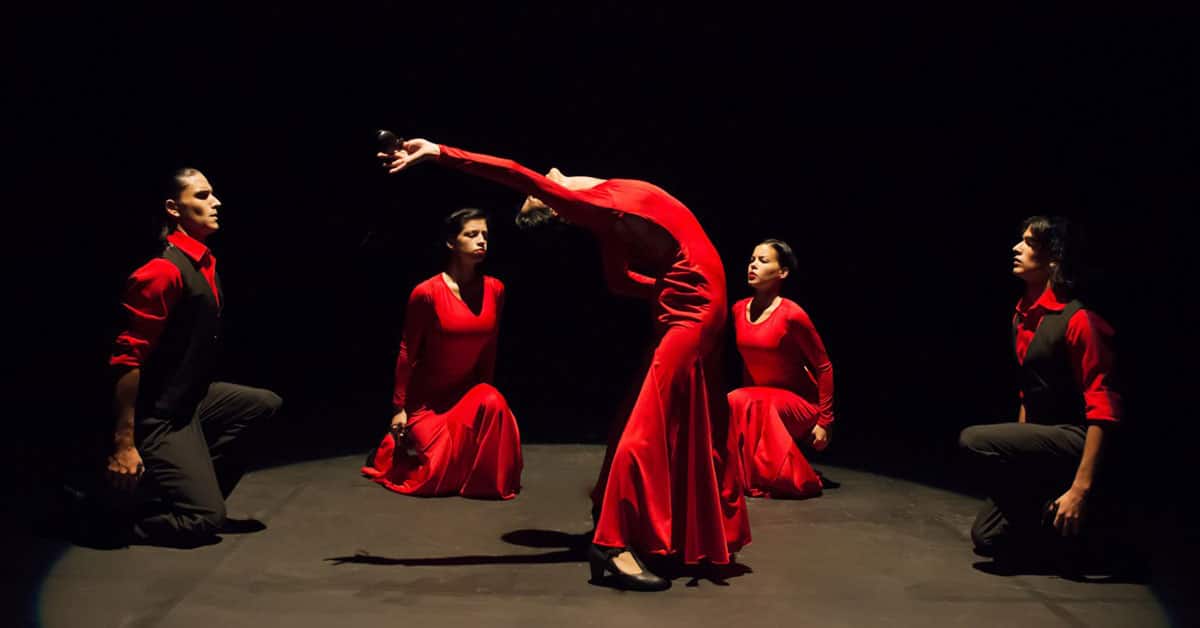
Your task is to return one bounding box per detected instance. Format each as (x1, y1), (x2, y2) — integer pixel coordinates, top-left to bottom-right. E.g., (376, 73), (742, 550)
(362, 274), (522, 499)
(435, 145), (750, 564)
(730, 297), (834, 498)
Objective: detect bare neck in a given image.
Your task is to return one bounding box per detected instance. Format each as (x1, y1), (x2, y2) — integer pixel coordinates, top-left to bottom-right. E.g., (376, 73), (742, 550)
(444, 256), (480, 287)
(1022, 277), (1052, 305)
(751, 284), (782, 310)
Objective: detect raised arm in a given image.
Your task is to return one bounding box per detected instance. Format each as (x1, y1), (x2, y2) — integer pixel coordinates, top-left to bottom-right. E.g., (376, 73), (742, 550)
(380, 139), (616, 229)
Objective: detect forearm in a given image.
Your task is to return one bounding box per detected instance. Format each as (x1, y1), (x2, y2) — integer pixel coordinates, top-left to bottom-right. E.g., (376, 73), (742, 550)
(1071, 424), (1107, 493)
(606, 267), (658, 299)
(437, 145), (611, 225)
(815, 365), (834, 426)
(393, 353), (413, 410)
(600, 242), (657, 299)
(112, 368), (140, 448)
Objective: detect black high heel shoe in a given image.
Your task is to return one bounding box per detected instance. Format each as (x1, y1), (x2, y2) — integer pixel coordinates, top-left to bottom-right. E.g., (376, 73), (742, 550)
(588, 544), (670, 591)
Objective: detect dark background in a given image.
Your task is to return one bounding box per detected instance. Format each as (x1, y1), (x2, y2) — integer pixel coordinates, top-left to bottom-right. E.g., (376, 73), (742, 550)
(7, 4), (1198, 594)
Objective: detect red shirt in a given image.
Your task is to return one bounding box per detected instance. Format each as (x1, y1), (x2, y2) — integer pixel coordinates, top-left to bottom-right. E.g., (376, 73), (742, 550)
(110, 230), (220, 369)
(394, 274), (505, 411)
(1014, 288), (1121, 423)
(733, 297), (835, 426)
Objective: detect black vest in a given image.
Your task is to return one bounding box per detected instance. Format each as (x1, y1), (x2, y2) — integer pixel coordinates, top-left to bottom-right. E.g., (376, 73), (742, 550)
(1014, 299), (1086, 425)
(137, 244), (223, 420)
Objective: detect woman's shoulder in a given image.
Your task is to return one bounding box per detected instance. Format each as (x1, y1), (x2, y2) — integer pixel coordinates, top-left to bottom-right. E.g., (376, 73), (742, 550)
(780, 298), (816, 326)
(483, 274), (505, 293)
(410, 274), (444, 299)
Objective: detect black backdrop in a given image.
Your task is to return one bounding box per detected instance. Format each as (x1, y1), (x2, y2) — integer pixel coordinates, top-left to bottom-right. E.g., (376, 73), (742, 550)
(10, 8), (1199, 512)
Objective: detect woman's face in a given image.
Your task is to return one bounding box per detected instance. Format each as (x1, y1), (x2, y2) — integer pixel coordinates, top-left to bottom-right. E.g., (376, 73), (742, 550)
(449, 218), (489, 261)
(747, 243), (788, 289)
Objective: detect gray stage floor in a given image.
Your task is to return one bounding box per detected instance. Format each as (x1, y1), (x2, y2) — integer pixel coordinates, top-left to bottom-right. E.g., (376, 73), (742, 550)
(31, 445), (1172, 627)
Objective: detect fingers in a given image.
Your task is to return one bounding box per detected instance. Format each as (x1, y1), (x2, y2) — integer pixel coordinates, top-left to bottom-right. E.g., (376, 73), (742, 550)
(387, 152), (415, 173)
(1058, 512), (1077, 537)
(1050, 507), (1082, 536)
(107, 468), (139, 492)
(1065, 511), (1082, 536)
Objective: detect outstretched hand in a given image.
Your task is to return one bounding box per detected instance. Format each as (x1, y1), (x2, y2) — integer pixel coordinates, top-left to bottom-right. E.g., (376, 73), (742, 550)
(377, 138), (440, 173)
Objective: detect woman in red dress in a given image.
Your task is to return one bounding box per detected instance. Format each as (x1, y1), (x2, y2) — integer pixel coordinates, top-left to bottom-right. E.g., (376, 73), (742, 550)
(362, 208), (522, 499)
(379, 138), (750, 591)
(730, 239), (835, 498)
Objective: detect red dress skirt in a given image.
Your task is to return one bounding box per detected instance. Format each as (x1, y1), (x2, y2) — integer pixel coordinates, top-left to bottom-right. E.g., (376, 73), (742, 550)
(362, 274), (522, 499)
(730, 297), (835, 498)
(435, 145), (751, 563)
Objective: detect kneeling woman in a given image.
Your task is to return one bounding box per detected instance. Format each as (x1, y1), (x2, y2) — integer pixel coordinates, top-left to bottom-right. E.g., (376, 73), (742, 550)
(363, 209), (522, 499)
(730, 239), (834, 498)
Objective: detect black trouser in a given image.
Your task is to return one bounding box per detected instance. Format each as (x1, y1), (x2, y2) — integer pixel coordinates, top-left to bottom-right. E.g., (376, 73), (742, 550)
(957, 422), (1086, 554)
(130, 382), (281, 542)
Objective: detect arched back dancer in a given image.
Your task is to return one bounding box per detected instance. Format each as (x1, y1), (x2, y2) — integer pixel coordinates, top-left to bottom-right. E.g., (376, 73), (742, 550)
(379, 138), (750, 590)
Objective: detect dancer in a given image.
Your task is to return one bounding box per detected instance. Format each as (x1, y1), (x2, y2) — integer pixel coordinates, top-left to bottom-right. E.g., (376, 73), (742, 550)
(729, 239), (834, 498)
(104, 168), (282, 546)
(959, 216), (1122, 571)
(362, 208), (522, 499)
(379, 138), (750, 591)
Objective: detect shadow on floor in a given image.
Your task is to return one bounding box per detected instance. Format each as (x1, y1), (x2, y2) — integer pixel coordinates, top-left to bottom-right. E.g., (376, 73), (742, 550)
(325, 527), (753, 587)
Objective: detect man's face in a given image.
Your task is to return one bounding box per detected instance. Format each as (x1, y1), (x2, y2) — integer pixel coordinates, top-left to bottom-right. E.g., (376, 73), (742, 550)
(1012, 226), (1050, 283)
(167, 172), (221, 240)
(448, 218), (489, 260)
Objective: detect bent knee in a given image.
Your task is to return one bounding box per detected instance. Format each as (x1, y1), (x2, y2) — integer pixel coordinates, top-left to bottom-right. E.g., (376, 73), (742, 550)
(259, 390), (283, 415)
(470, 384), (508, 412)
(958, 426), (983, 453)
(958, 425), (1002, 455)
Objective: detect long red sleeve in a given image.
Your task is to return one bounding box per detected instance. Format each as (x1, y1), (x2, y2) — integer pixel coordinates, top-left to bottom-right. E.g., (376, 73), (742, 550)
(436, 145), (617, 230)
(600, 239), (659, 300)
(110, 231), (221, 369)
(393, 285), (434, 410)
(110, 258), (184, 368)
(1014, 289), (1122, 424)
(1065, 310), (1122, 423)
(786, 309), (835, 426)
